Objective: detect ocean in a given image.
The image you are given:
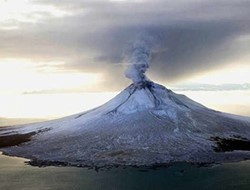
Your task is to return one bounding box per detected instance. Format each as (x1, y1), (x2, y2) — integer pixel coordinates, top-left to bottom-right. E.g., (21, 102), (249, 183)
(1, 152), (250, 190)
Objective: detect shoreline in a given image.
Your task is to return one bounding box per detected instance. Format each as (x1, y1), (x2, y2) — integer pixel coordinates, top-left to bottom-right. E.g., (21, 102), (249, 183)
(1, 127), (250, 170)
(2, 150), (250, 172)
(0, 149), (215, 171)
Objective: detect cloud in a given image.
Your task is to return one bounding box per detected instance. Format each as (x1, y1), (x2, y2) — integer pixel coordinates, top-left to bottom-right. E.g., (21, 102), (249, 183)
(171, 83), (250, 91)
(0, 0), (250, 91)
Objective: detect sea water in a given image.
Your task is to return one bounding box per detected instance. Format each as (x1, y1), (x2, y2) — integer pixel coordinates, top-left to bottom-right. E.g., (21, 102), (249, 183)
(0, 152), (250, 190)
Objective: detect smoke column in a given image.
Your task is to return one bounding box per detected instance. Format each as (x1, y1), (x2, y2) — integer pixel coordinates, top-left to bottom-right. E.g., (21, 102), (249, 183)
(124, 34), (156, 85)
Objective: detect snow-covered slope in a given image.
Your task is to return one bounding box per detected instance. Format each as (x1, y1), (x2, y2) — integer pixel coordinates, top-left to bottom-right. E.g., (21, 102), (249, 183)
(1, 81), (250, 167)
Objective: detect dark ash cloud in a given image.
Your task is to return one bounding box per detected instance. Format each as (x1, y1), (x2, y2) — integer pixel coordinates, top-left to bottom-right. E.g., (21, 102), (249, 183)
(1, 0), (250, 91)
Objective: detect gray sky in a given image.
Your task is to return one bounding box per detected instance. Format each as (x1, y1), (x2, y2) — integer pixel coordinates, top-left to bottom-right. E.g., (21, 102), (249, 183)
(0, 0), (250, 92)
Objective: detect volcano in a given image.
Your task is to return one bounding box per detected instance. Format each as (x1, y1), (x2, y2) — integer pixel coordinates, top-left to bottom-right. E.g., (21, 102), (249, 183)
(1, 80), (250, 167)
(1, 35), (250, 167)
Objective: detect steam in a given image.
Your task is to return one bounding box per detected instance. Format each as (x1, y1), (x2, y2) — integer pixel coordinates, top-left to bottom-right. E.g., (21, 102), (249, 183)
(124, 34), (156, 85)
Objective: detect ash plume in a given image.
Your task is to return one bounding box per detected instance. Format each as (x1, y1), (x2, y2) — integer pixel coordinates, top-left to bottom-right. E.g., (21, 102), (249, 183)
(124, 34), (157, 85)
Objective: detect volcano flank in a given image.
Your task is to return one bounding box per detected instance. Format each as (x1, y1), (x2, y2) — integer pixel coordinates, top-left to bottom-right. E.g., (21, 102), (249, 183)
(1, 80), (250, 167)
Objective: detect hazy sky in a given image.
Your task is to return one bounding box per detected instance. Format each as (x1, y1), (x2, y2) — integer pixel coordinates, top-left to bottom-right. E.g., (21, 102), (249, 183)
(0, 0), (250, 94)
